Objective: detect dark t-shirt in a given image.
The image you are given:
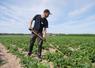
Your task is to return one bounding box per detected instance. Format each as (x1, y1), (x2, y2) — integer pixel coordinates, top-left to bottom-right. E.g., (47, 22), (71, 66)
(33, 14), (48, 32)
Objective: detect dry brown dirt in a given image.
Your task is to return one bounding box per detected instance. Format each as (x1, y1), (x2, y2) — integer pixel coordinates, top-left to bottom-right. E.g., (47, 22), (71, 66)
(0, 43), (22, 68)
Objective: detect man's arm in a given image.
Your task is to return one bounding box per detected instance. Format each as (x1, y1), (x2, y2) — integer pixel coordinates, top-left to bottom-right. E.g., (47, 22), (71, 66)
(43, 28), (47, 40)
(43, 19), (48, 40)
(29, 15), (37, 30)
(28, 19), (33, 30)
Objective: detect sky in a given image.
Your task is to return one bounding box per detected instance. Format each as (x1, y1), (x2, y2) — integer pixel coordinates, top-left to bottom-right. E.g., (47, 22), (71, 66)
(0, 0), (95, 34)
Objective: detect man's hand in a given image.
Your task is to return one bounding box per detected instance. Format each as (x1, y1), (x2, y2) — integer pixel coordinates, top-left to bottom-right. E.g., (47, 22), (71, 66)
(28, 27), (33, 31)
(43, 36), (47, 42)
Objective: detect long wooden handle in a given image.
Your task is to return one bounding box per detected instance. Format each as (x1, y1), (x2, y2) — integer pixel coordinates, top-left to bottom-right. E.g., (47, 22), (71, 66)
(31, 29), (43, 40)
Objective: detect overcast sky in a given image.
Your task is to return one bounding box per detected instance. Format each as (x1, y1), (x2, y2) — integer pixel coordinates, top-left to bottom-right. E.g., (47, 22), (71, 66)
(0, 0), (95, 34)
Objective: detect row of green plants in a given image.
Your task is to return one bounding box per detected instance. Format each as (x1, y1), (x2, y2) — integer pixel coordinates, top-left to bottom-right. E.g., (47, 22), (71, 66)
(0, 35), (95, 68)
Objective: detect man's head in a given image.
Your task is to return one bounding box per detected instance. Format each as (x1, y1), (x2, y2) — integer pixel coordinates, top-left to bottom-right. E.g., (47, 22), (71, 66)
(43, 9), (51, 18)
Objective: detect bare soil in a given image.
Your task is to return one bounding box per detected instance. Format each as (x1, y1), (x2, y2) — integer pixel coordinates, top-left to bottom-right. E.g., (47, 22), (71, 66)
(0, 43), (22, 68)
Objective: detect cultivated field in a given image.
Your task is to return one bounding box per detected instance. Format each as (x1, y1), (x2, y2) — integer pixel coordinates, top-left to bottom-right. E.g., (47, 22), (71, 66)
(0, 35), (95, 68)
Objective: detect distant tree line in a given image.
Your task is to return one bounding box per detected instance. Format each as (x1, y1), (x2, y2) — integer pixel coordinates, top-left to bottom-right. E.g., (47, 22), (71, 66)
(0, 33), (95, 36)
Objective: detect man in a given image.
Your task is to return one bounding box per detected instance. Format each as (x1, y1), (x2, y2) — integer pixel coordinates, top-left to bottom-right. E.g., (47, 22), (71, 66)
(28, 9), (51, 59)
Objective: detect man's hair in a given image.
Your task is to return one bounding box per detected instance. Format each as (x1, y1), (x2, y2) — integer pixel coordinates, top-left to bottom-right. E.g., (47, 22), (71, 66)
(44, 9), (51, 14)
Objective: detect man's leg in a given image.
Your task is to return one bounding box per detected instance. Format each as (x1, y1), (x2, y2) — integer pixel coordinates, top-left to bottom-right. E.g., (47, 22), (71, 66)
(37, 33), (43, 58)
(28, 33), (36, 56)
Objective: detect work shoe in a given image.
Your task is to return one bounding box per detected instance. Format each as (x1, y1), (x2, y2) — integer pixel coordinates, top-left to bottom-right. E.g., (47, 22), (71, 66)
(38, 55), (42, 60)
(28, 52), (32, 56)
